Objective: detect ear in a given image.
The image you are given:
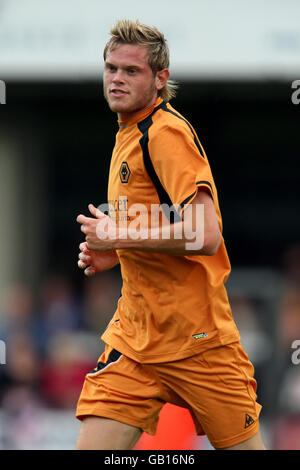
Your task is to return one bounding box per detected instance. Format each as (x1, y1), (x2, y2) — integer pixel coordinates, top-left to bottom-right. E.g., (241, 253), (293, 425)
(155, 69), (170, 91)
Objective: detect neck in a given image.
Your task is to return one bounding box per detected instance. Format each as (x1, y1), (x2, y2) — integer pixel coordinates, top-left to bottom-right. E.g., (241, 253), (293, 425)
(117, 95), (159, 122)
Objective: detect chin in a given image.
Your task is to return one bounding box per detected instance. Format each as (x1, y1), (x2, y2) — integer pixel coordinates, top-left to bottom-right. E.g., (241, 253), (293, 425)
(107, 99), (128, 114)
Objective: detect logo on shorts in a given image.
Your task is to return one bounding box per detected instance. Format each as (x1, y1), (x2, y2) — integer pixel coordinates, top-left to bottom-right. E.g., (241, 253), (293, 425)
(192, 332), (208, 339)
(244, 413), (255, 428)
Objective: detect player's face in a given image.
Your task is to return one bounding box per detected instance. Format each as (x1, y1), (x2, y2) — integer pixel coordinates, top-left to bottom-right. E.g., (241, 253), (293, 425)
(103, 44), (162, 120)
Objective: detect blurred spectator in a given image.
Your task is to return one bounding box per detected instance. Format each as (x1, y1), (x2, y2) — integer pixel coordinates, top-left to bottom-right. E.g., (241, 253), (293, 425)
(276, 273), (300, 416)
(0, 385), (46, 450)
(39, 331), (97, 409)
(0, 283), (39, 345)
(82, 269), (122, 334)
(269, 243), (300, 448)
(282, 243), (300, 287)
(279, 367), (300, 414)
(277, 243), (300, 369)
(272, 415), (300, 450)
(278, 289), (300, 352)
(4, 332), (39, 387)
(230, 294), (272, 366)
(0, 331), (45, 449)
(35, 274), (84, 355)
(0, 282), (42, 404)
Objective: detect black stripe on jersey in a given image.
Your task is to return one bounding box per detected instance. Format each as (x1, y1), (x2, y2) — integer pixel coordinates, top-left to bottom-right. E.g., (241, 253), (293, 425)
(160, 102), (205, 159)
(138, 103), (181, 224)
(196, 180), (213, 193)
(180, 181), (213, 210)
(88, 348), (122, 374)
(180, 190), (197, 208)
(139, 100), (166, 132)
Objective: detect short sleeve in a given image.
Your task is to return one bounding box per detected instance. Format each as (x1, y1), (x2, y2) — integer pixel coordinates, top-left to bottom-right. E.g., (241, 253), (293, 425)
(148, 122), (215, 214)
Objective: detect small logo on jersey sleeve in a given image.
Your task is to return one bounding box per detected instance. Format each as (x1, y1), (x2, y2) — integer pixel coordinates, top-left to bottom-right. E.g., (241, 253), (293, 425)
(192, 332), (208, 339)
(119, 161), (131, 183)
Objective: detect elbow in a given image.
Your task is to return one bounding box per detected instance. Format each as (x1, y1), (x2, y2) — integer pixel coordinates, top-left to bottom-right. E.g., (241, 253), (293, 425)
(201, 230), (222, 256)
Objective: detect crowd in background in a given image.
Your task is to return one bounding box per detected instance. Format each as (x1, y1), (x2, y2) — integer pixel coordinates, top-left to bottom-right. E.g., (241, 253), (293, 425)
(0, 268), (122, 448)
(0, 243), (300, 449)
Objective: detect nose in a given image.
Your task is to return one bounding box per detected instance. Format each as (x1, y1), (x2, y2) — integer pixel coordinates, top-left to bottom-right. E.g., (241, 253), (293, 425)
(112, 68), (125, 84)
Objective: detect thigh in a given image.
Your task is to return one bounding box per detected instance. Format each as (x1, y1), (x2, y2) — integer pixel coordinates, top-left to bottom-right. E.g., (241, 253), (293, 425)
(76, 344), (165, 439)
(157, 341), (263, 449)
(76, 416), (142, 450)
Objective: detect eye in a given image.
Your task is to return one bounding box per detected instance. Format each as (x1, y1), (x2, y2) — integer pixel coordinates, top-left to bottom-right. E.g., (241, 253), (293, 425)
(106, 64), (117, 72)
(128, 69), (136, 75)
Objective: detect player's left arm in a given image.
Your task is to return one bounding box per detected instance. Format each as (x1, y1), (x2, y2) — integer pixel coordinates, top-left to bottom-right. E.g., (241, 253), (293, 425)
(77, 191), (221, 256)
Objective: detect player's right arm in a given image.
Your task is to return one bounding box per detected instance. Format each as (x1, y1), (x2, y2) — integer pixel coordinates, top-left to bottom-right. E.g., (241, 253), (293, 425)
(78, 241), (119, 276)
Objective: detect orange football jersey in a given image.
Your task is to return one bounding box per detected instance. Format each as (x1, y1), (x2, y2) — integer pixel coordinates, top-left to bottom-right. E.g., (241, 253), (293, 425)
(101, 97), (240, 362)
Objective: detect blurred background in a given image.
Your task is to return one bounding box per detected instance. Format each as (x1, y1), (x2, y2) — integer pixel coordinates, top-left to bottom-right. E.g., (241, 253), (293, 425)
(0, 0), (300, 450)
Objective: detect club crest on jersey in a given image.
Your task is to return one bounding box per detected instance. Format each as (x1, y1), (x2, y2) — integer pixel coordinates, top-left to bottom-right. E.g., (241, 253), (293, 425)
(119, 161), (131, 183)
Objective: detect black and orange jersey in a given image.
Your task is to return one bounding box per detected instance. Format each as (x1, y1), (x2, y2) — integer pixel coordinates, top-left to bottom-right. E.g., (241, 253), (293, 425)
(101, 97), (240, 363)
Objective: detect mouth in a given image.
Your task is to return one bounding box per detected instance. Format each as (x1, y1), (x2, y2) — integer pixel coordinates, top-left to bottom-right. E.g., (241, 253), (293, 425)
(110, 89), (128, 98)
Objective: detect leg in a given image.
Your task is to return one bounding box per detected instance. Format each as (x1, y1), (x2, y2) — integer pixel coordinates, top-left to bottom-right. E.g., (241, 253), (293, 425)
(155, 342), (265, 450)
(216, 429), (266, 450)
(76, 416), (142, 450)
(76, 345), (164, 447)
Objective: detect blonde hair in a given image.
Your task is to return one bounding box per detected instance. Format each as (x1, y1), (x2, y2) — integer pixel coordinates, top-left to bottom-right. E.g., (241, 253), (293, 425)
(103, 19), (178, 102)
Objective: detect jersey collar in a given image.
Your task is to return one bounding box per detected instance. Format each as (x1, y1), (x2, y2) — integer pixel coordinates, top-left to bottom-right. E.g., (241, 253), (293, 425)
(118, 97), (163, 129)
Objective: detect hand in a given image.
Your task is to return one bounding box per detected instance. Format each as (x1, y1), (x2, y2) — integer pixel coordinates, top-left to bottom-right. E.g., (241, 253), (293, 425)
(76, 203), (117, 252)
(78, 241), (119, 276)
